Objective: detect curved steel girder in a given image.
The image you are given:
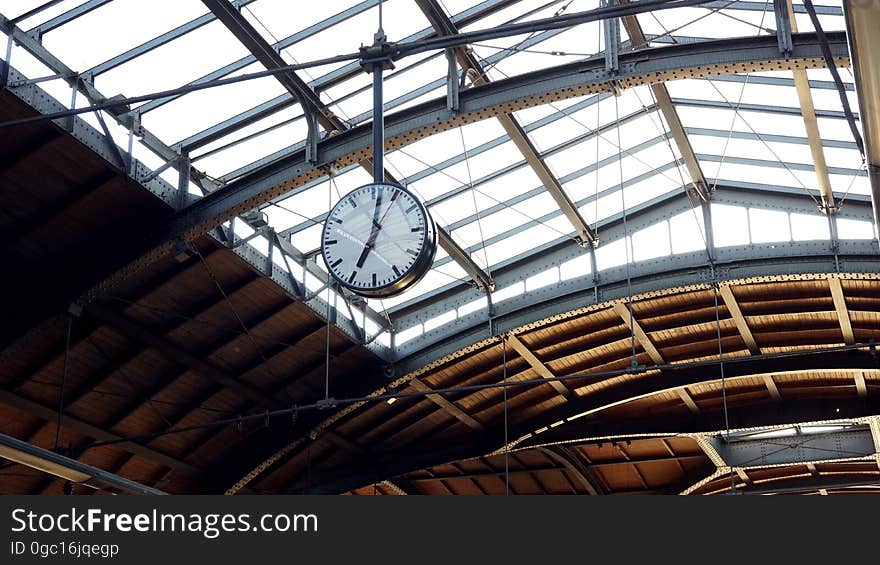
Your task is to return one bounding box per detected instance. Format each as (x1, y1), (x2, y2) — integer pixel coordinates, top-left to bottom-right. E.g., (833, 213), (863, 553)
(88, 32), (850, 294)
(280, 350), (880, 494)
(0, 32), (851, 357)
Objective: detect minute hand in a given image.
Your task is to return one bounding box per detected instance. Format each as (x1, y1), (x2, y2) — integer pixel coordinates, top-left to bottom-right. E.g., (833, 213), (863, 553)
(357, 191), (400, 268)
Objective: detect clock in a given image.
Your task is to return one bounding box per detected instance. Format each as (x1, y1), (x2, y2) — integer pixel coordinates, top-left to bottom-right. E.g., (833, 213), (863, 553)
(321, 182), (437, 298)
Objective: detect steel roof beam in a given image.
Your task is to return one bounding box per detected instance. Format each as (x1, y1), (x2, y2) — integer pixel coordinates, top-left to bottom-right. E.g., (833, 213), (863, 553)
(620, 4), (709, 202)
(416, 0), (597, 247)
(783, 0), (837, 212)
(843, 0), (880, 237)
(84, 0), (259, 77)
(0, 33), (851, 355)
(0, 432), (165, 495)
(204, 0), (493, 290)
(26, 0), (113, 35)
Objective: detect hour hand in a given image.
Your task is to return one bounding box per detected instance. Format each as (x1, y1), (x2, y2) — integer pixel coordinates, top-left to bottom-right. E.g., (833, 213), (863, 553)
(356, 242), (372, 268)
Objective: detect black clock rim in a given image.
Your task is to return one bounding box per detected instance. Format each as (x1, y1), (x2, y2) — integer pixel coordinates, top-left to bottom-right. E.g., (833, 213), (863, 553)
(320, 182), (438, 299)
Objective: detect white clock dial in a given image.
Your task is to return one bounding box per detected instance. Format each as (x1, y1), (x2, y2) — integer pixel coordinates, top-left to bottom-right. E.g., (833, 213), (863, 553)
(321, 183), (437, 298)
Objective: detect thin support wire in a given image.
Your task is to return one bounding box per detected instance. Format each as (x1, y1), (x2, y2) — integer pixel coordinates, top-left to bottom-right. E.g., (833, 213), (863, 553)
(195, 248), (292, 403)
(325, 175), (333, 401)
(54, 314), (72, 451)
(459, 126), (492, 274)
(711, 283), (733, 491)
(615, 95), (637, 366)
(502, 336), (509, 496)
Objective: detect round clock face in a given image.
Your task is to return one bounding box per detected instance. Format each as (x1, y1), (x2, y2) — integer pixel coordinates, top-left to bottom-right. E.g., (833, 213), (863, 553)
(321, 182), (437, 298)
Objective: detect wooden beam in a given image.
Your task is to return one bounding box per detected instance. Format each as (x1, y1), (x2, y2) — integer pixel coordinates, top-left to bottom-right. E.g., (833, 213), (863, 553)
(612, 303), (664, 364)
(407, 378), (484, 431)
(764, 374), (782, 401)
(677, 388), (701, 414)
(719, 285), (760, 355)
(506, 334), (571, 400)
(86, 304), (279, 407)
(829, 277), (855, 345)
(0, 389), (199, 475)
(819, 488), (829, 495)
(806, 462), (819, 476)
(538, 446), (601, 495)
(735, 468), (752, 485)
(856, 372), (868, 398)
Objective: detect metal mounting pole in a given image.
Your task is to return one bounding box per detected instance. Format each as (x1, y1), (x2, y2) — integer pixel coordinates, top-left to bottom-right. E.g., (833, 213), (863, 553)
(372, 48), (384, 184)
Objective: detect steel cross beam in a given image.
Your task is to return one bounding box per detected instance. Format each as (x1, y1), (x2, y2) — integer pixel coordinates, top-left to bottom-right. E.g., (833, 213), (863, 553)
(843, 0), (880, 236)
(203, 0), (493, 291)
(0, 32), (851, 358)
(619, 1), (709, 203)
(416, 0), (597, 247)
(783, 0), (837, 212)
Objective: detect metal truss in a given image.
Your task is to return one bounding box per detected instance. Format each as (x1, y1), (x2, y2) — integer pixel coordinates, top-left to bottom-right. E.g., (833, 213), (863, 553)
(0, 24), (858, 361)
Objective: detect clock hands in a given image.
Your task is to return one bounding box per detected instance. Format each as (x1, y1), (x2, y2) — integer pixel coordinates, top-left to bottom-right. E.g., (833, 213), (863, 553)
(356, 190), (400, 269)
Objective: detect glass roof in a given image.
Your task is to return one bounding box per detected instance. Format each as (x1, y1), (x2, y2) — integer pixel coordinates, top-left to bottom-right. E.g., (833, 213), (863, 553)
(0, 0), (870, 353)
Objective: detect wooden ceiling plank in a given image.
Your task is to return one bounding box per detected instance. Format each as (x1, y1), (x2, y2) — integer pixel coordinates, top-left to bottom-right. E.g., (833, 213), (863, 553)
(0, 389), (199, 475)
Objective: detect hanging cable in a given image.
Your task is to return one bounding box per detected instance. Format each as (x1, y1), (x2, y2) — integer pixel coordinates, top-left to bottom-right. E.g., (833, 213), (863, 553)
(80, 338), (875, 450)
(711, 282), (734, 492)
(325, 175), (333, 401)
(802, 0), (865, 160)
(502, 336), (510, 496)
(615, 95), (638, 366)
(459, 126), (492, 275)
(195, 248), (293, 404)
(54, 314), (72, 451)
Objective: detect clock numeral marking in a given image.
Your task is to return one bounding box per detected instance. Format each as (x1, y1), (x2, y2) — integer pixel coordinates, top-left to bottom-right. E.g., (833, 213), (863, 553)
(330, 217), (342, 224)
(325, 239), (337, 245)
(411, 226), (421, 232)
(406, 248), (418, 257)
(348, 271), (357, 283)
(331, 259), (342, 268)
(372, 273), (377, 286)
(405, 203), (417, 214)
(348, 197), (357, 208)
(392, 265), (400, 277)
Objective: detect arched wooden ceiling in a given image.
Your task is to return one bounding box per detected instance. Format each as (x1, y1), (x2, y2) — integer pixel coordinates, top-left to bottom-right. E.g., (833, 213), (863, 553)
(238, 275), (880, 495)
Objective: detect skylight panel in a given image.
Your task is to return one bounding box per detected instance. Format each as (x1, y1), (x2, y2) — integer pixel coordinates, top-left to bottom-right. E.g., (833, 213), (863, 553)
(193, 117), (309, 178)
(483, 216), (570, 266)
(712, 204), (750, 247)
(240, 0), (352, 40)
(632, 221), (671, 262)
(669, 209), (706, 254)
(749, 208), (791, 244)
(595, 237), (631, 271)
(96, 20), (251, 99)
(289, 223), (323, 254)
(7, 0), (86, 28)
(830, 173), (869, 196)
(790, 212), (831, 241)
(41, 0), (208, 71)
(143, 63), (288, 144)
(837, 218), (875, 240)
